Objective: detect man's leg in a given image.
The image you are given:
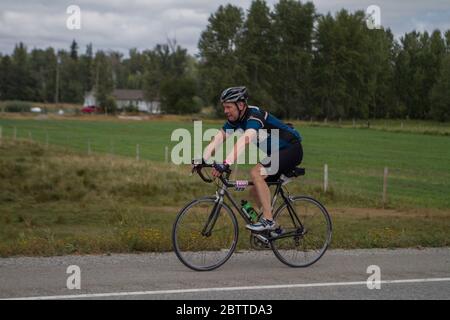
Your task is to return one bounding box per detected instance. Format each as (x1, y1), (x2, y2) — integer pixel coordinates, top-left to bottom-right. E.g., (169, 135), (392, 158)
(249, 186), (261, 210)
(250, 164), (273, 221)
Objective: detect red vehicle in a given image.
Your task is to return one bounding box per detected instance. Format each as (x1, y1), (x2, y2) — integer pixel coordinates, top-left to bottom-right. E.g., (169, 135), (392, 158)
(81, 106), (101, 114)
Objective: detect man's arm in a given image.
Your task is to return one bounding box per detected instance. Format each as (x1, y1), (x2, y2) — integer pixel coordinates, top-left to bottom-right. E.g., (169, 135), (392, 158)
(224, 129), (257, 164)
(203, 129), (227, 162)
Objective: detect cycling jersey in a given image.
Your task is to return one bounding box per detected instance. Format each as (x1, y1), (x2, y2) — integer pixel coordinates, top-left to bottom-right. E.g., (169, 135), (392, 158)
(222, 106), (302, 155)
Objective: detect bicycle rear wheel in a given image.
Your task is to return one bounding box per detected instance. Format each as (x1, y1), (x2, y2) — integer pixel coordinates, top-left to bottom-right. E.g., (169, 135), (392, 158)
(172, 197), (238, 271)
(271, 196), (332, 267)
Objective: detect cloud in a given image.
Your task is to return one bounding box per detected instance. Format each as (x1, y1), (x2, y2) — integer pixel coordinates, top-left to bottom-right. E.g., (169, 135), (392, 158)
(0, 0), (449, 57)
(312, 0), (450, 38)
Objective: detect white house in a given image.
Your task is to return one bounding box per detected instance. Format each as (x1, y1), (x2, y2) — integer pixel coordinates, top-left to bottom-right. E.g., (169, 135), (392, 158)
(83, 89), (161, 114)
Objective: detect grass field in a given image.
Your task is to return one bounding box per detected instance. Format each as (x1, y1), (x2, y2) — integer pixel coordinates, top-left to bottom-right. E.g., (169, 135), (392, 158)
(0, 139), (449, 257)
(306, 118), (450, 136)
(1, 115), (449, 209)
(1, 114), (449, 256)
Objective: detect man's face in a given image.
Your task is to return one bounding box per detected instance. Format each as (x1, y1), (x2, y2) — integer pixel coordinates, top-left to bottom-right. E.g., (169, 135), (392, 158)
(223, 102), (245, 122)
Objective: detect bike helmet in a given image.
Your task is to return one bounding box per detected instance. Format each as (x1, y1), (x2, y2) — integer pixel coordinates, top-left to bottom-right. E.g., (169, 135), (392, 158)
(220, 86), (248, 104)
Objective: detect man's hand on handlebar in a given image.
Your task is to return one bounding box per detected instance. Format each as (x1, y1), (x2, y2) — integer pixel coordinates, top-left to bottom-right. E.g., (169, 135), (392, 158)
(191, 158), (231, 180)
(212, 162), (230, 177)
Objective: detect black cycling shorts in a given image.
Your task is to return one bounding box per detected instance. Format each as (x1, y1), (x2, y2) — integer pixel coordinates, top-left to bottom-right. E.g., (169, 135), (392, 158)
(260, 142), (303, 183)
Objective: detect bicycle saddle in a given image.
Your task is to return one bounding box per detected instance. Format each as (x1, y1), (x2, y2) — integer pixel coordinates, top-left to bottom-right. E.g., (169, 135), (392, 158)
(284, 167), (306, 178)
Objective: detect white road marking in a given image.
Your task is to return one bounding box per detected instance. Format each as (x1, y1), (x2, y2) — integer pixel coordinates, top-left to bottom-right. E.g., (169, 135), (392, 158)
(4, 277), (450, 300)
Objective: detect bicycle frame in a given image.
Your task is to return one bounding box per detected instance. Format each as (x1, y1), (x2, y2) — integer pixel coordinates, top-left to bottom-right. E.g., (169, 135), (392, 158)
(202, 174), (305, 239)
(174, 162), (331, 270)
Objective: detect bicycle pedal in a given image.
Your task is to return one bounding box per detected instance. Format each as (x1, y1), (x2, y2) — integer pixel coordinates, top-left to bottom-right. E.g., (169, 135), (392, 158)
(273, 227), (283, 234)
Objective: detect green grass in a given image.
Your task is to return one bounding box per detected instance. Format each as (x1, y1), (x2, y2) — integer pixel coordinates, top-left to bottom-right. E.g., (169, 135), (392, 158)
(1, 116), (449, 208)
(303, 118), (450, 136)
(0, 139), (449, 257)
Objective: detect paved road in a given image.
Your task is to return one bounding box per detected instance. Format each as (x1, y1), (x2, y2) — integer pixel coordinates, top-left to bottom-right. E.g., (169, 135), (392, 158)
(0, 248), (449, 300)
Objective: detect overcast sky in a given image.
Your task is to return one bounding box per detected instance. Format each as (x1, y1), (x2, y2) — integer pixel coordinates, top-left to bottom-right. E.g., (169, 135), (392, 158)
(1, 0), (449, 57)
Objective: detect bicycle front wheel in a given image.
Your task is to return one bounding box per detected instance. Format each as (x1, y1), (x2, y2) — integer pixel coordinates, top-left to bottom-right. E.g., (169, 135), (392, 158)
(172, 197), (238, 271)
(271, 196), (332, 267)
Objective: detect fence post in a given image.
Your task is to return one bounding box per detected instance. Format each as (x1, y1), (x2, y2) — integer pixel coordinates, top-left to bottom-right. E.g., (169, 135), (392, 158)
(165, 146), (169, 163)
(324, 164), (328, 193)
(383, 167), (388, 208)
(136, 144), (140, 161)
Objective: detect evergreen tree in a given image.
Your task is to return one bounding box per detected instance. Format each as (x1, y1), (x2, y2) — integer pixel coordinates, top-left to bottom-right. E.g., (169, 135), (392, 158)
(10, 42), (37, 101)
(430, 54), (450, 121)
(271, 0), (316, 119)
(70, 39), (78, 60)
(198, 4), (245, 111)
(0, 55), (14, 100)
(313, 10), (373, 119)
(80, 44), (94, 93)
(394, 31), (446, 119)
(94, 51), (114, 112)
(239, 0), (277, 110)
(365, 28), (397, 119)
(59, 42), (83, 103)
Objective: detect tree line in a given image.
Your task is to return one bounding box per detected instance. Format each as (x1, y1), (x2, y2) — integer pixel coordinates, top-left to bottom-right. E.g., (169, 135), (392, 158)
(1, 0), (449, 120)
(0, 39), (200, 114)
(198, 0), (450, 121)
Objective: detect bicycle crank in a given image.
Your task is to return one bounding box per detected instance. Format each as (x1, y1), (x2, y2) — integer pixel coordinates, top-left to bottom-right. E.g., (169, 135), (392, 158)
(250, 233), (270, 250)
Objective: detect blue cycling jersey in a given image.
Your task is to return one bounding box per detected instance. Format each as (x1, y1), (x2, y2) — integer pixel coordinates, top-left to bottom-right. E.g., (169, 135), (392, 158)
(222, 106), (302, 155)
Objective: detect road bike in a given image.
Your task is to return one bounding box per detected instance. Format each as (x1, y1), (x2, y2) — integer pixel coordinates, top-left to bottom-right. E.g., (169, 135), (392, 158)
(172, 161), (332, 271)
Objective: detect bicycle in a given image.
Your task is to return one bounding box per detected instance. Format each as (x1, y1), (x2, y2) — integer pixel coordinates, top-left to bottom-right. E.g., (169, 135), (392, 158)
(172, 160), (332, 271)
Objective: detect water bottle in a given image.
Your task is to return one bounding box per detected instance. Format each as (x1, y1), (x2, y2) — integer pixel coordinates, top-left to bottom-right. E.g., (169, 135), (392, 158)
(241, 200), (258, 222)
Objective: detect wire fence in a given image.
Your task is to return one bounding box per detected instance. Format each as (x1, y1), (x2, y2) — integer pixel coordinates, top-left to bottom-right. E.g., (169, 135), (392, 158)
(1, 124), (449, 209)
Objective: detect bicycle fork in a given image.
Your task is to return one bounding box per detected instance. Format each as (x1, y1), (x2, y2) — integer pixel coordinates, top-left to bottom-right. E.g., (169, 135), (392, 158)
(201, 189), (225, 237)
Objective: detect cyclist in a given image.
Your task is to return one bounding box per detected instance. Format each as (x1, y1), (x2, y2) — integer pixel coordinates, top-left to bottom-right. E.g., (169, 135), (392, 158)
(203, 86), (303, 232)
